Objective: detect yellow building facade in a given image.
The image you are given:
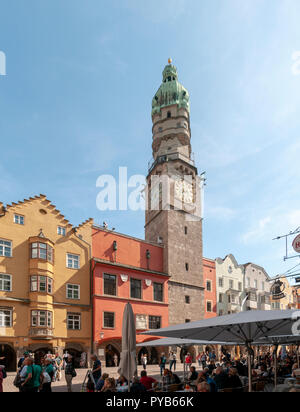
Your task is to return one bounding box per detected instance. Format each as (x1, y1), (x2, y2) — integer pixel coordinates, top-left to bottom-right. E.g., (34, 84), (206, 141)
(0, 195), (93, 371)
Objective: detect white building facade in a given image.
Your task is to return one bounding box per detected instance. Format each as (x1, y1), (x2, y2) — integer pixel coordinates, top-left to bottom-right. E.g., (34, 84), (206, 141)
(215, 255), (245, 316)
(243, 263), (271, 311)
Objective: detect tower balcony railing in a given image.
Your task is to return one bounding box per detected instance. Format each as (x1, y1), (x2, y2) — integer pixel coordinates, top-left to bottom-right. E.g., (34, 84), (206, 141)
(148, 152), (195, 174)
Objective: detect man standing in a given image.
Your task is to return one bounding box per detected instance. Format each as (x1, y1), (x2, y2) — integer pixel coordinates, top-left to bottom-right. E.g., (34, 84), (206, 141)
(159, 353), (166, 376)
(91, 355), (102, 386)
(169, 352), (177, 372)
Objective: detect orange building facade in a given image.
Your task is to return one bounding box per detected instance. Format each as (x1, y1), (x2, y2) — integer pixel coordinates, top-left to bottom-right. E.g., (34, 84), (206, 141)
(92, 226), (169, 366)
(203, 258), (217, 319)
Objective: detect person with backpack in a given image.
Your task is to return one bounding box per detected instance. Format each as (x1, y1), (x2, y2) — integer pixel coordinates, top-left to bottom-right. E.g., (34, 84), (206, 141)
(65, 355), (76, 392)
(20, 358), (35, 393)
(41, 358), (54, 392)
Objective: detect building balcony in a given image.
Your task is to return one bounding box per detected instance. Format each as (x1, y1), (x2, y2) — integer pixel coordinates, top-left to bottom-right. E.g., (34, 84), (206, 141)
(148, 152), (195, 173)
(29, 327), (54, 340)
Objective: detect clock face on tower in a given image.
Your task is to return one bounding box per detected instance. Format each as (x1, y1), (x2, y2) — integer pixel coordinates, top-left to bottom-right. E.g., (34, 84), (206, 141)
(175, 179), (193, 204)
(183, 181), (193, 204)
(150, 183), (159, 210)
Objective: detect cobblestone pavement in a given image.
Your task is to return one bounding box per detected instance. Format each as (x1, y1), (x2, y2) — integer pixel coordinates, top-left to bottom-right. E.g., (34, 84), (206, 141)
(3, 364), (188, 392)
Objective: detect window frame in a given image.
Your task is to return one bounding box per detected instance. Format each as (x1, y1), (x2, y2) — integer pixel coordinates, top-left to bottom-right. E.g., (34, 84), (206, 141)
(66, 283), (80, 300)
(149, 315), (161, 330)
(31, 310), (52, 328)
(206, 280), (212, 292)
(57, 226), (66, 236)
(0, 307), (12, 327)
(14, 214), (24, 225)
(66, 253), (80, 269)
(0, 274), (12, 292)
(30, 242), (53, 263)
(0, 239), (12, 257)
(103, 311), (115, 329)
(30, 275), (53, 294)
(103, 273), (117, 296)
(67, 313), (81, 330)
(130, 278), (142, 300)
(153, 282), (164, 302)
(206, 300), (212, 313)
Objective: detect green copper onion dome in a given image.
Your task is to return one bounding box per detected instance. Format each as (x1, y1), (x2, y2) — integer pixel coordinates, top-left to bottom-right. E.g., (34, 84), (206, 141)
(152, 59), (190, 116)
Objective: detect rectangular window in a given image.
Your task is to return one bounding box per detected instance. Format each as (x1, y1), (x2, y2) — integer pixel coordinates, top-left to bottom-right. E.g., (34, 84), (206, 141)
(103, 274), (117, 296)
(219, 293), (223, 303)
(262, 282), (265, 291)
(57, 226), (66, 236)
(238, 282), (242, 291)
(229, 279), (234, 289)
(153, 282), (164, 302)
(0, 239), (12, 257)
(185, 263), (189, 271)
(184, 226), (188, 235)
(219, 310), (223, 316)
(67, 253), (80, 269)
(14, 214), (24, 225)
(0, 274), (12, 292)
(30, 276), (53, 294)
(31, 242), (53, 263)
(185, 319), (191, 323)
(103, 312), (115, 328)
(185, 296), (190, 304)
(67, 313), (81, 330)
(247, 277), (250, 287)
(31, 310), (52, 328)
(130, 278), (142, 299)
(0, 308), (12, 327)
(206, 280), (212, 291)
(218, 278), (223, 288)
(206, 301), (212, 312)
(149, 316), (161, 329)
(254, 280), (258, 289)
(66, 284), (80, 300)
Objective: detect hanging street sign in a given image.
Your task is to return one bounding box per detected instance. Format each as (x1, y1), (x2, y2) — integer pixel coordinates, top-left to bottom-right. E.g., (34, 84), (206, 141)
(292, 234), (300, 253)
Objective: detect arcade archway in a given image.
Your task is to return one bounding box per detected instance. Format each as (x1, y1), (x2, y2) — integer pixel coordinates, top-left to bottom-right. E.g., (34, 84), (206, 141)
(138, 347), (149, 365)
(105, 344), (120, 367)
(0, 344), (16, 372)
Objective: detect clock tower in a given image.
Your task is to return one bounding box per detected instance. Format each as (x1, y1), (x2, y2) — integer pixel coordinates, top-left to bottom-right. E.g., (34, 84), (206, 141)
(145, 60), (205, 325)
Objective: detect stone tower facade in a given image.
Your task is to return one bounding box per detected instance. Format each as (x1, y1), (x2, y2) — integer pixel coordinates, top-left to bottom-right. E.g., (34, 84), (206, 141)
(145, 61), (205, 325)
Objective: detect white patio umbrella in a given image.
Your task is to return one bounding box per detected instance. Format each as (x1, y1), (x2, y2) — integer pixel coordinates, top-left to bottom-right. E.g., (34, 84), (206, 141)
(137, 337), (236, 347)
(118, 303), (137, 392)
(141, 309), (299, 392)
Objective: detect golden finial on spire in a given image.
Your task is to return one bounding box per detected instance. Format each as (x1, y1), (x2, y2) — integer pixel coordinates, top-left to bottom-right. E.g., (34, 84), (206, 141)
(168, 57), (172, 64)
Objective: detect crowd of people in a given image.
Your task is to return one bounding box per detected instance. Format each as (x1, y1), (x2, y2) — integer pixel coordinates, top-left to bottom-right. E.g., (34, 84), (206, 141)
(4, 351), (77, 392)
(0, 348), (299, 393)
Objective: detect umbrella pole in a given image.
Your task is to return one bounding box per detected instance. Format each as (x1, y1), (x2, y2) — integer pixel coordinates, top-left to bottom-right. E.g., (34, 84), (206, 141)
(274, 344), (278, 390)
(246, 344), (253, 393)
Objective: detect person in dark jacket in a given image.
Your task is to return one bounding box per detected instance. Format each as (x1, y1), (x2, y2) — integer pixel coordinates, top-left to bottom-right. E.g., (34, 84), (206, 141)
(214, 366), (229, 391)
(131, 377), (147, 393)
(227, 368), (243, 392)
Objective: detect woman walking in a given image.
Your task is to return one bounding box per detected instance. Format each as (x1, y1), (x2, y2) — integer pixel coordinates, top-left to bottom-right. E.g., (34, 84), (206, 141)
(65, 355), (76, 392)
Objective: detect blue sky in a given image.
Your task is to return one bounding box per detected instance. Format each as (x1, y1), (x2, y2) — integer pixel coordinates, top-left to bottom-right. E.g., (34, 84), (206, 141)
(1, 0), (300, 280)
